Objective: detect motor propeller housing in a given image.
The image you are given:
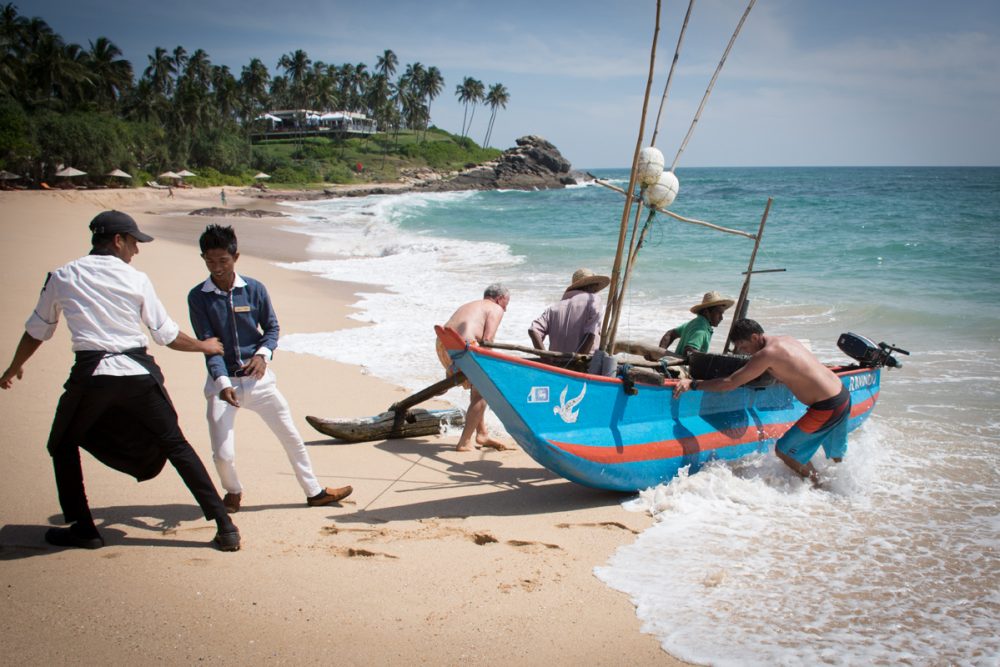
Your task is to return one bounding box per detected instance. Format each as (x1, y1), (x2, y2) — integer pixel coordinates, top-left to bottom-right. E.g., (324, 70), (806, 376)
(837, 332), (909, 369)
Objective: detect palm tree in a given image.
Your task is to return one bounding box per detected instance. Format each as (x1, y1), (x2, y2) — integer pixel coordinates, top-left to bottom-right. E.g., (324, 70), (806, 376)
(239, 57), (271, 121)
(125, 77), (162, 122)
(351, 62), (369, 112)
(144, 46), (176, 97)
(311, 67), (338, 111)
(455, 76), (484, 141)
(365, 72), (391, 130)
(268, 75), (290, 109)
(396, 62), (424, 132)
(398, 83), (427, 134)
(87, 37), (133, 110)
(184, 48), (212, 92)
(482, 83), (509, 148)
(278, 49), (311, 108)
(172, 45), (188, 75)
(27, 31), (90, 109)
(375, 49), (397, 81)
(420, 65), (444, 139)
(212, 65), (240, 121)
(0, 3), (28, 97)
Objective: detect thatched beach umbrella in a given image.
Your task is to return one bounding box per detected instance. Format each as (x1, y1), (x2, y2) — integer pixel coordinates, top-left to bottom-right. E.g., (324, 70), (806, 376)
(0, 169), (21, 180)
(55, 166), (87, 178)
(253, 172), (271, 180)
(177, 169), (196, 178)
(107, 168), (132, 179)
(158, 171), (180, 181)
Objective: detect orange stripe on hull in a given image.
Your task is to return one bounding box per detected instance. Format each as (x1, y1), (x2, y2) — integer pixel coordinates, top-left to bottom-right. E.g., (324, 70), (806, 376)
(549, 391), (879, 465)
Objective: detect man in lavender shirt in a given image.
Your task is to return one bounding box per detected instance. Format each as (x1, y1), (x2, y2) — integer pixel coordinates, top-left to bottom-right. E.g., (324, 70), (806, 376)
(529, 268), (610, 355)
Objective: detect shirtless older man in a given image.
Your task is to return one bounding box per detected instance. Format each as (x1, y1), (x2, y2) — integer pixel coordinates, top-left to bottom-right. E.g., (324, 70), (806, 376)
(437, 283), (510, 451)
(673, 319), (850, 484)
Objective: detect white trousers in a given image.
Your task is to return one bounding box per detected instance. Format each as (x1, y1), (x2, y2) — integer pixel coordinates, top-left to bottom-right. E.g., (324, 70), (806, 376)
(205, 369), (322, 498)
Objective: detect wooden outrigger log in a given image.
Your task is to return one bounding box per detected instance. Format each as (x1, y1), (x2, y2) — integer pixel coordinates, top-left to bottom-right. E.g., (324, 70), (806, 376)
(306, 374), (466, 443)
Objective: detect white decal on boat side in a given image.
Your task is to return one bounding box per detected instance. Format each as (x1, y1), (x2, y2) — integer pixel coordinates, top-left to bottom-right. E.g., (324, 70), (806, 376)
(527, 386), (550, 403)
(848, 374), (877, 392)
(553, 384), (587, 423)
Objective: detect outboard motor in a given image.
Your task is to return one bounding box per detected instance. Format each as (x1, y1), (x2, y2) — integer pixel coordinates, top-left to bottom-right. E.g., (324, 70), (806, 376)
(837, 332), (909, 369)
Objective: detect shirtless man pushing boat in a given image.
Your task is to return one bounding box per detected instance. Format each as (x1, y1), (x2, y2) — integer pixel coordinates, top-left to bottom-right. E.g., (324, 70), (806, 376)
(437, 284), (510, 451)
(673, 318), (851, 484)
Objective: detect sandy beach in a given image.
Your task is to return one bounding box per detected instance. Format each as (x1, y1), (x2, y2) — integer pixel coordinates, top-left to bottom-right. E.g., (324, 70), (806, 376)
(0, 187), (682, 665)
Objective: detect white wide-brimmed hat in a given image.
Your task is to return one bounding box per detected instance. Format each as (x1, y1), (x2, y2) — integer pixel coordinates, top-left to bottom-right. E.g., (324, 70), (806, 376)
(568, 268), (610, 292)
(690, 290), (735, 313)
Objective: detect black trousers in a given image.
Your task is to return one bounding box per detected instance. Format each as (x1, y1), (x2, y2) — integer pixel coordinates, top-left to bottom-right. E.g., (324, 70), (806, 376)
(51, 374), (227, 523)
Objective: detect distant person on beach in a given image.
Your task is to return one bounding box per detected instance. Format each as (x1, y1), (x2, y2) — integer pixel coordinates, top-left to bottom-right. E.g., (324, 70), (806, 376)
(0, 211), (241, 551)
(659, 291), (735, 358)
(437, 284), (510, 451)
(673, 318), (851, 485)
(188, 225), (353, 513)
(220, 188), (226, 206)
(529, 268), (609, 355)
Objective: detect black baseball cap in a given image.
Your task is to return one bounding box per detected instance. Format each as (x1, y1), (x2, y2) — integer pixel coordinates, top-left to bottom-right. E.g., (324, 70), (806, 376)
(89, 210), (154, 243)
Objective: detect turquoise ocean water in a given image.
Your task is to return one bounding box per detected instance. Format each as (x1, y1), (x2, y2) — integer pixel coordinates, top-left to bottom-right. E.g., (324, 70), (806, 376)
(278, 167), (999, 664)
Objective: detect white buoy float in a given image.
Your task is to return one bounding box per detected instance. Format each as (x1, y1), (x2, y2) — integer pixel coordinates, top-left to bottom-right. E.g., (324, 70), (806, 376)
(637, 146), (665, 187)
(643, 170), (680, 209)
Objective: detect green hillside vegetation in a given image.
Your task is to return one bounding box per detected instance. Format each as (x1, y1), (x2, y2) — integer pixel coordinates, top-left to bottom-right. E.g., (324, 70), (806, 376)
(0, 4), (509, 189)
(250, 128), (500, 188)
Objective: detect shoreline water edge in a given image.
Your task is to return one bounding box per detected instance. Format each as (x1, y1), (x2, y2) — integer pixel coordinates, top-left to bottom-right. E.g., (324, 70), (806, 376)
(2, 165), (998, 664)
(268, 166), (1000, 665)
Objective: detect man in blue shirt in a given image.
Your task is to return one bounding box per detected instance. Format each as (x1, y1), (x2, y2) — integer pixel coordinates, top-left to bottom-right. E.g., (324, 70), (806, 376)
(188, 225), (352, 513)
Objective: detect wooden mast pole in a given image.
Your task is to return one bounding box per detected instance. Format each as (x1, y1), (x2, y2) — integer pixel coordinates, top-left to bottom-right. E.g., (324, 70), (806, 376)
(723, 196), (771, 354)
(651, 0), (696, 147)
(600, 0), (662, 350)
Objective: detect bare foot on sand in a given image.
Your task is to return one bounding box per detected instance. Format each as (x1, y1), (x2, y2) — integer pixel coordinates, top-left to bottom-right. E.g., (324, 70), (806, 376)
(475, 436), (510, 451)
(455, 443), (475, 452)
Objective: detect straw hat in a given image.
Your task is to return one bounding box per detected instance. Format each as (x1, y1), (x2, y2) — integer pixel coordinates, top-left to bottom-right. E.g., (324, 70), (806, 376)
(568, 268), (610, 292)
(690, 291), (735, 313)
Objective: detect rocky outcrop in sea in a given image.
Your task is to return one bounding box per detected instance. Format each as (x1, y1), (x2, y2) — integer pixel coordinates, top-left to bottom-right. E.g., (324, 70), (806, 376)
(417, 135), (587, 192)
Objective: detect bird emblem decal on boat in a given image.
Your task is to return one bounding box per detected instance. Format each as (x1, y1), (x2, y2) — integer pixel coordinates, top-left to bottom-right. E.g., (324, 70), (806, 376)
(553, 384), (587, 423)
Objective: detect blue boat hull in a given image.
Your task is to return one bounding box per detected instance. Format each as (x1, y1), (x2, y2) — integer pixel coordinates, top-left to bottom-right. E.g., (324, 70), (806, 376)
(436, 327), (880, 492)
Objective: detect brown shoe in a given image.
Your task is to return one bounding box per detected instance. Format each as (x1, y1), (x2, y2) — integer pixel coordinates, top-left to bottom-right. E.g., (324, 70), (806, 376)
(222, 492), (242, 514)
(306, 485), (353, 507)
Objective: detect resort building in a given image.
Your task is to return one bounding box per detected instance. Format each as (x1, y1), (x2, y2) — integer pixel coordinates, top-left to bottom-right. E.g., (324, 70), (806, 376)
(250, 110), (377, 141)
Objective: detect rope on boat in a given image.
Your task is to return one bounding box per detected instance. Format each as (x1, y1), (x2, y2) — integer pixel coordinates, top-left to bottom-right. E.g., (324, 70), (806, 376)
(601, 0), (662, 347)
(671, 0), (756, 172)
(650, 0), (697, 148)
(592, 178), (756, 239)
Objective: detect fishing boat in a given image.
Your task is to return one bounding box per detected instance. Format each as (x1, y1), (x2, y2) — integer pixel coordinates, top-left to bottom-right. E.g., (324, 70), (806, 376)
(436, 327), (903, 491)
(435, 0), (907, 491)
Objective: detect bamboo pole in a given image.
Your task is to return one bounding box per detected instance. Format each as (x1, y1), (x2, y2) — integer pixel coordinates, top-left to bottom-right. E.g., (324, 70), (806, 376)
(670, 0), (756, 172)
(605, 196), (648, 346)
(593, 178), (756, 239)
(481, 340), (685, 369)
(600, 0), (662, 349)
(723, 197), (771, 354)
(651, 0), (697, 147)
(606, 209), (657, 352)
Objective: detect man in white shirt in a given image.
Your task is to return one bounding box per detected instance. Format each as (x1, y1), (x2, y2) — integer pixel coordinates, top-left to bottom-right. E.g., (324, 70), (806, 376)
(0, 210), (241, 552)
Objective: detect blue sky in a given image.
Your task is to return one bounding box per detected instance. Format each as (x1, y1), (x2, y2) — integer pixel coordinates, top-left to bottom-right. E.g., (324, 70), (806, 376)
(17, 0), (1000, 168)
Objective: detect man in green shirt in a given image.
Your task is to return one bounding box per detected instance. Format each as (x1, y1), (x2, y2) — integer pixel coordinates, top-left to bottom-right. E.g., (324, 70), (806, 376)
(660, 291), (735, 357)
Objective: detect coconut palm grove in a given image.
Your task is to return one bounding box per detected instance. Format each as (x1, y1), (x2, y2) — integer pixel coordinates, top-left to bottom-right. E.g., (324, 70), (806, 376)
(0, 3), (511, 187)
